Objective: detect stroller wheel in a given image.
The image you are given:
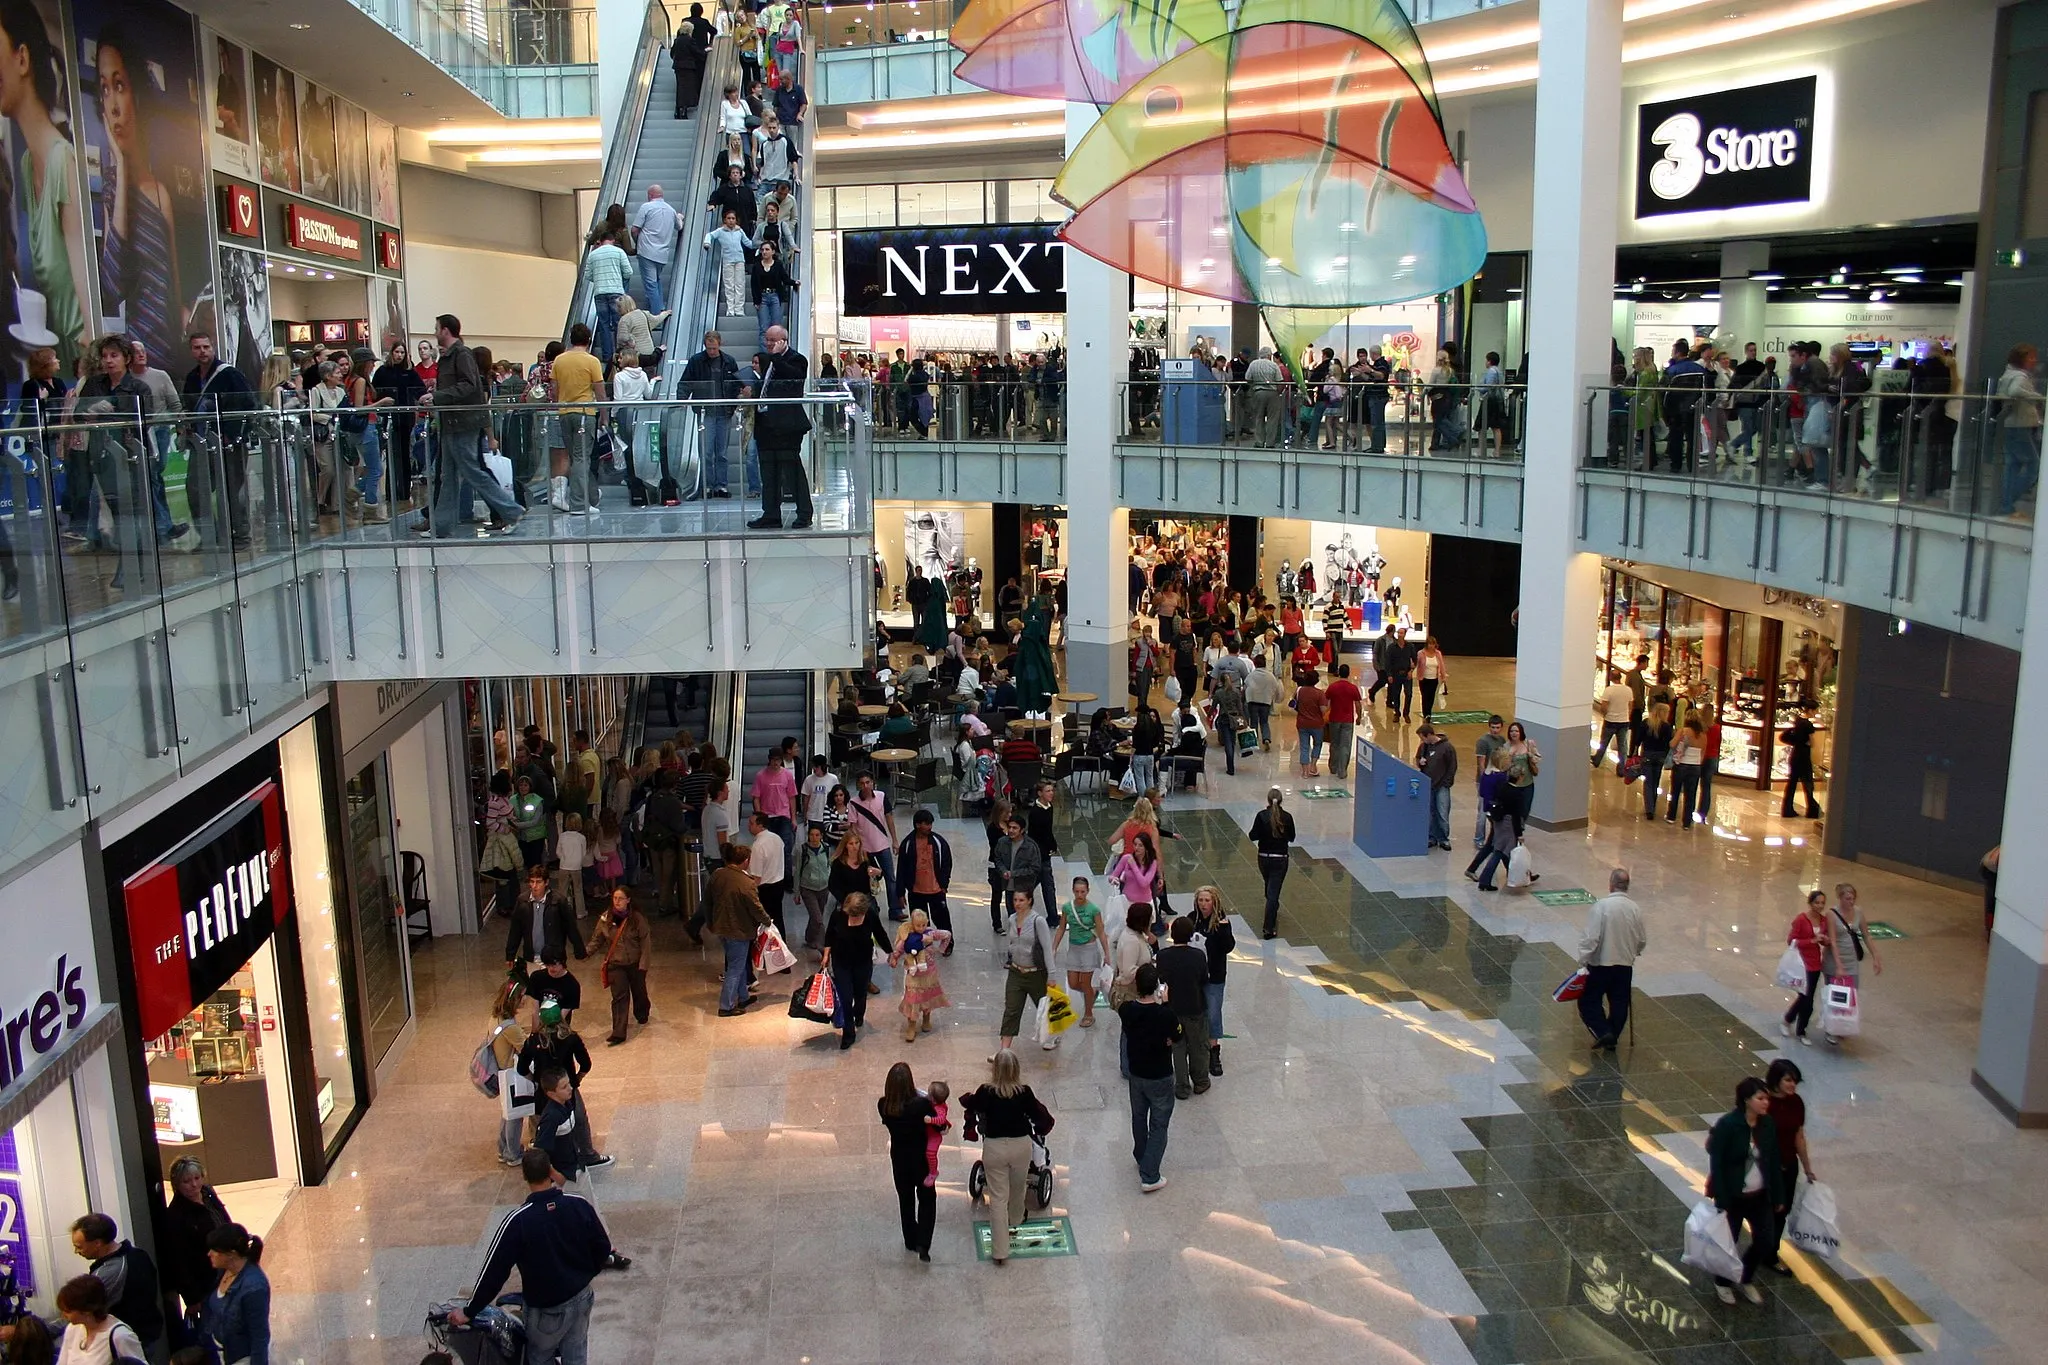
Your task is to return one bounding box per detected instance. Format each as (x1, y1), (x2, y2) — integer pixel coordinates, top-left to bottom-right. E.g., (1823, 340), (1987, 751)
(1033, 1165), (1053, 1208)
(968, 1161), (987, 1202)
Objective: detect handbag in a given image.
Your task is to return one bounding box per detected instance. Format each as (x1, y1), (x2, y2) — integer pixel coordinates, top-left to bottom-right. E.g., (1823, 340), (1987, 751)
(1619, 754), (1644, 784)
(1682, 1199), (1745, 1282)
(1822, 977), (1860, 1036)
(1775, 945), (1808, 991)
(1831, 908), (1866, 961)
(1552, 967), (1589, 1003)
(1786, 1181), (1841, 1258)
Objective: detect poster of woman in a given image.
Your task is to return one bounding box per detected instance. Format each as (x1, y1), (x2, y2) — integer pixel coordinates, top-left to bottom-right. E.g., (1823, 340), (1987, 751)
(77, 0), (210, 366)
(333, 96), (367, 217)
(0, 0), (90, 371)
(216, 243), (268, 384)
(296, 77), (334, 202)
(251, 51), (296, 192)
(367, 111), (397, 225)
(372, 274), (404, 355)
(206, 33), (254, 181)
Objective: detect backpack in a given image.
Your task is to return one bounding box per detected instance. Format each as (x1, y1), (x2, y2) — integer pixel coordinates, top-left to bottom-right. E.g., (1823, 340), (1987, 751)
(470, 1022), (512, 1097)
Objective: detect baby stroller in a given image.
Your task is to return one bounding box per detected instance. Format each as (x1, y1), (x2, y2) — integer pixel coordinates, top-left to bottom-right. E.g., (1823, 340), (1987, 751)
(426, 1297), (526, 1365)
(968, 1131), (1055, 1210)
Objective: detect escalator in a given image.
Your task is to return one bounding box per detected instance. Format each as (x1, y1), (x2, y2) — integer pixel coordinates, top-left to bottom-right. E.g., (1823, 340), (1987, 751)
(734, 671), (815, 814)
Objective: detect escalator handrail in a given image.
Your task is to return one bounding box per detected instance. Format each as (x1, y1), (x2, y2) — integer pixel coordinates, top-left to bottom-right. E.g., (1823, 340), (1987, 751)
(562, 0), (673, 343)
(656, 37), (739, 402)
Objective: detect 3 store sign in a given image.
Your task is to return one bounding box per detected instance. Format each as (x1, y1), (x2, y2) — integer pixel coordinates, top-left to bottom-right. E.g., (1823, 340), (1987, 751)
(1635, 76), (1818, 219)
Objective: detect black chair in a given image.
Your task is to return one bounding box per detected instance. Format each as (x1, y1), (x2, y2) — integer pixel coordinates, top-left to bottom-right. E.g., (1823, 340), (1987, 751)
(1165, 753), (1207, 794)
(909, 757), (940, 797)
(1007, 758), (1042, 799)
(401, 851), (432, 947)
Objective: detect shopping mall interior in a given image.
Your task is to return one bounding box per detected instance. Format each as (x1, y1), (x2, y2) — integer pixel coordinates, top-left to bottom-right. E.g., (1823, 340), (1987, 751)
(2, 0), (2046, 1363)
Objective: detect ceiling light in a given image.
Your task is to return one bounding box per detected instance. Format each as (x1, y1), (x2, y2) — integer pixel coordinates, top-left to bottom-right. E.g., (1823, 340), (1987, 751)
(288, 22), (311, 29)
(1881, 265), (1922, 276)
(1893, 273), (1923, 284)
(1702, 291), (1720, 299)
(816, 121), (1063, 151)
(469, 146), (602, 164)
(1751, 272), (1785, 281)
(324, 272), (336, 279)
(1816, 291), (1849, 300)
(427, 121), (599, 145)
(1946, 277), (1966, 286)
(1766, 285), (1781, 291)
(845, 95), (1062, 130)
(1869, 289), (1886, 301)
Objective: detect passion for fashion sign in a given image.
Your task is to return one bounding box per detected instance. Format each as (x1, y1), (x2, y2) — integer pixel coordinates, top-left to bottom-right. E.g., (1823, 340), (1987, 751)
(841, 224), (1068, 316)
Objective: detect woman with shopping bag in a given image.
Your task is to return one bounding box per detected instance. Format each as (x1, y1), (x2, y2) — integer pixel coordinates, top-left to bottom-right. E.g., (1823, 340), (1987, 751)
(821, 892), (894, 1050)
(1765, 1060), (1818, 1273)
(1060, 876), (1106, 1029)
(1819, 883), (1882, 1046)
(995, 889), (1062, 1058)
(1780, 891), (1835, 1046)
(1701, 1077), (1786, 1304)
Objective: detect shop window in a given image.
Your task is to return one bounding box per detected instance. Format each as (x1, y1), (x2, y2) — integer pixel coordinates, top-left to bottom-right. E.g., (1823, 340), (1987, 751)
(1006, 179), (1066, 224)
(2024, 89), (2048, 242)
(344, 756), (411, 1067)
(280, 723), (359, 1150)
(834, 185), (895, 229)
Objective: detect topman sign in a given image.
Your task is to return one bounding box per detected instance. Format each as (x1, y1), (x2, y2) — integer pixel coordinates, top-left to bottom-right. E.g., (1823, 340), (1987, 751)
(841, 224), (1067, 317)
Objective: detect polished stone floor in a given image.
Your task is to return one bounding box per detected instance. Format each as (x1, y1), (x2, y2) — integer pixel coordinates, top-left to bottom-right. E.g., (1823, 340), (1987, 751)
(256, 659), (2041, 1364)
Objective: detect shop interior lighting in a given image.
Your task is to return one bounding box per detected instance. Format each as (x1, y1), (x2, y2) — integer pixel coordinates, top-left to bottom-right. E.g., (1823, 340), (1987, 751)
(818, 120), (1064, 150)
(470, 146), (601, 163)
(1751, 272), (1785, 281)
(1946, 277), (1966, 286)
(1815, 291), (1850, 300)
(1881, 265), (1923, 275)
(427, 121), (599, 145)
(845, 96), (1061, 129)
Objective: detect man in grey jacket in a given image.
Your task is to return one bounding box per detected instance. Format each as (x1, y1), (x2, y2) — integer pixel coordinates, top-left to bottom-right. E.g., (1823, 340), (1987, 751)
(1577, 867), (1648, 1050)
(427, 314), (526, 538)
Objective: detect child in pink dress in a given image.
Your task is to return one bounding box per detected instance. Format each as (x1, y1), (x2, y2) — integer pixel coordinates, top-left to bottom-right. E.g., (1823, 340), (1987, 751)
(923, 1080), (950, 1188)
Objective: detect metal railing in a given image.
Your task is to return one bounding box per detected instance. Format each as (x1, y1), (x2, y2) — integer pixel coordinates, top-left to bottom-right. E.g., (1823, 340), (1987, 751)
(1580, 384), (2041, 522)
(0, 391), (869, 885)
(564, 0), (672, 343)
(348, 0), (598, 114)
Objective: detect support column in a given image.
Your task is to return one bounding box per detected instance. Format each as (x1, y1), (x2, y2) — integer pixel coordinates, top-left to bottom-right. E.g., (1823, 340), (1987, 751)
(1719, 241), (1770, 349)
(595, 4), (644, 152)
(1975, 506), (2048, 1124)
(1515, 0), (1623, 829)
(1061, 103), (1132, 704)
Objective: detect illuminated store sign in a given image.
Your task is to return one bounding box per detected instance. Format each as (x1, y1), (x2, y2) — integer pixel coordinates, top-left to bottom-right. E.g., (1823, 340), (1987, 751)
(1635, 76), (1817, 219)
(842, 224), (1067, 316)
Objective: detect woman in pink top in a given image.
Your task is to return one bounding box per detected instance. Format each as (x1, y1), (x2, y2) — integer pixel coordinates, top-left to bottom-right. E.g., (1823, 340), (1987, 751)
(1781, 890), (1834, 1045)
(850, 772), (900, 916)
(1110, 832), (1164, 916)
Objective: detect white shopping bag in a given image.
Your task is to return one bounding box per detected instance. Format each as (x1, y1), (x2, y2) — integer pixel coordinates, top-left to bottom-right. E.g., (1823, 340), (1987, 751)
(1822, 978), (1860, 1037)
(498, 1066), (536, 1122)
(1682, 1198), (1744, 1282)
(1033, 992), (1055, 1046)
(1786, 1182), (1841, 1259)
(1775, 945), (1808, 991)
(484, 449), (515, 492)
(1505, 843), (1532, 889)
(756, 924), (798, 975)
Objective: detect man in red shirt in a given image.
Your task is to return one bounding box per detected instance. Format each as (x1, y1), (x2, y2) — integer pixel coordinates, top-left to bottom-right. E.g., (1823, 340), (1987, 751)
(1324, 664), (1363, 780)
(749, 747), (798, 883)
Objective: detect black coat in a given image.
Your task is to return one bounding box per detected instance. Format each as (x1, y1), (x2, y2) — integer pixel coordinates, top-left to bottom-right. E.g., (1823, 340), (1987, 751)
(504, 892), (588, 964)
(160, 1187), (231, 1315)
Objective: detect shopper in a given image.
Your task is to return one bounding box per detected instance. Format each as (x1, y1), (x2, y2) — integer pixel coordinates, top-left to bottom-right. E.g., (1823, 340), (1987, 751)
(516, 1005), (612, 1170)
(1591, 670), (1634, 769)
(991, 813), (1044, 926)
(1820, 882), (1881, 1045)
(1060, 876), (1105, 1028)
(878, 1063), (939, 1261)
(589, 888), (652, 1046)
(200, 1225), (270, 1365)
(821, 891), (893, 1049)
(959, 1052), (1056, 1264)
(1576, 868), (1647, 1049)
(889, 908), (952, 1040)
(706, 843), (770, 1017)
(793, 823), (834, 951)
(1778, 704), (1823, 819)
(1472, 715), (1508, 846)
(1998, 342), (2042, 515)
(1703, 1078), (1785, 1305)
(485, 982), (531, 1165)
(1470, 787), (1520, 892)
(66, 1214), (163, 1359)
(505, 867), (586, 969)
(1155, 917), (1211, 1100)
(896, 809), (955, 940)
(1503, 721), (1541, 835)
(1244, 652), (1281, 751)
(1694, 704), (1723, 824)
(747, 326), (813, 530)
(1417, 724), (1458, 850)
(53, 1274), (148, 1364)
(1781, 890), (1834, 1045)
(1292, 668), (1328, 776)
(744, 811), (788, 937)
(1324, 664), (1362, 778)
(1118, 963), (1180, 1193)
(426, 315), (524, 539)
(449, 1149), (617, 1360)
(1248, 787), (1295, 939)
(1109, 832), (1163, 924)
(1024, 781), (1061, 921)
(1667, 716), (1706, 827)
(159, 1159), (231, 1329)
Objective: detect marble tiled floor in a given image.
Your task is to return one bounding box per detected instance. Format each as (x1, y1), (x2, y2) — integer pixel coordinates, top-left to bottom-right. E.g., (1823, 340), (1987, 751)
(257, 658), (2043, 1365)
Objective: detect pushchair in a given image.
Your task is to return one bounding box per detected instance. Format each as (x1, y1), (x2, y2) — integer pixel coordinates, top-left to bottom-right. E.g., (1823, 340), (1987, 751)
(968, 1131), (1054, 1210)
(426, 1297), (526, 1365)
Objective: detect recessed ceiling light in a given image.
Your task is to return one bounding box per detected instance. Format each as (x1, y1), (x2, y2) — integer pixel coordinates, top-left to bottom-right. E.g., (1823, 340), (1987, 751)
(1881, 265), (1922, 275)
(1816, 291), (1849, 300)
(324, 272), (336, 279)
(1946, 277), (1965, 286)
(289, 22), (311, 29)
(1470, 63), (1490, 71)
(1751, 272), (1784, 281)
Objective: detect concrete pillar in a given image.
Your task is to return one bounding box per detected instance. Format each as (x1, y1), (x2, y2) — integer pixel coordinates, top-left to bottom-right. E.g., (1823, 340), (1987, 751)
(1719, 241), (1770, 349)
(1975, 504), (2048, 1124)
(1060, 102), (1132, 704)
(1514, 0), (1624, 829)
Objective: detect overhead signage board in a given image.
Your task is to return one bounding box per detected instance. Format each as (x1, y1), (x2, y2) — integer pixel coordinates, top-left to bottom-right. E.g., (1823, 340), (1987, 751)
(1635, 76), (1818, 219)
(842, 224), (1067, 317)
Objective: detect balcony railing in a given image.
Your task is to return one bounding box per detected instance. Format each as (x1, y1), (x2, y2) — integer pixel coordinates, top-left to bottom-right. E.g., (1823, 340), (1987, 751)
(0, 392), (867, 884)
(348, 0), (598, 117)
(1581, 385), (2039, 523)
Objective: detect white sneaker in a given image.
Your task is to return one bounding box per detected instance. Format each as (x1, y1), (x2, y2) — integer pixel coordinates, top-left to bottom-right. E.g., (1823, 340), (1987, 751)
(1140, 1178), (1167, 1193)
(1715, 1285), (1736, 1305)
(1779, 1021), (1792, 1037)
(1041, 1037), (1059, 1051)
(1799, 1033), (1813, 1046)
(1740, 1284), (1764, 1304)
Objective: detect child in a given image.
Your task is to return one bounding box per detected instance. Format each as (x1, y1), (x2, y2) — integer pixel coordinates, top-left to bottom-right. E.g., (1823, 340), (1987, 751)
(892, 909), (952, 1041)
(554, 814), (588, 918)
(589, 809), (624, 900)
(923, 1080), (950, 1188)
(531, 1067), (584, 1183)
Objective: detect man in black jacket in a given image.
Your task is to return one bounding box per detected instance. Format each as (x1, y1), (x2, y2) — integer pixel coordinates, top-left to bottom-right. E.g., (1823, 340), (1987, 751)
(449, 1149), (622, 1356)
(426, 314), (525, 538)
(505, 867), (587, 967)
(680, 330), (742, 499)
(706, 164), (757, 236)
(747, 326), (812, 529)
(670, 2), (714, 115)
(70, 1214), (165, 1357)
(182, 331), (258, 549)
(896, 808), (954, 937)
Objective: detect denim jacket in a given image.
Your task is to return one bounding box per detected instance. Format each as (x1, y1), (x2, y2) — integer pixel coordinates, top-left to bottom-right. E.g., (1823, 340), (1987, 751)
(203, 1261), (271, 1365)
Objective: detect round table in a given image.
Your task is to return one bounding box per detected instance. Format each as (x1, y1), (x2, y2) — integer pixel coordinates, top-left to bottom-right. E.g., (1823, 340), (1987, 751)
(1054, 692), (1098, 706)
(857, 704), (890, 718)
(1110, 715), (1137, 730)
(870, 748), (918, 764)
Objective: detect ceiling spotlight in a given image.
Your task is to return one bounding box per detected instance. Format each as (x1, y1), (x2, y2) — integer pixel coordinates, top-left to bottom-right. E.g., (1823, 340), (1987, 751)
(324, 271), (336, 279)
(1816, 291), (1849, 300)
(289, 22), (311, 30)
(1751, 272), (1785, 281)
(1881, 265), (1922, 275)
(1946, 277), (1966, 286)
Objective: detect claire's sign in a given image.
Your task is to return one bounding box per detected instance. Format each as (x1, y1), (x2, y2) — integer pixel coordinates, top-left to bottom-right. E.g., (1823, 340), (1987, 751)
(841, 224), (1067, 317)
(122, 783), (293, 1039)
(1635, 76), (1817, 219)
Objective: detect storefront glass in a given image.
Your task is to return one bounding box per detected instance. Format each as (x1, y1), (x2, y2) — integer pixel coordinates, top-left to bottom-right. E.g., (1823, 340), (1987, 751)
(344, 756), (411, 1067)
(281, 723), (359, 1147)
(2, 1053), (127, 1318)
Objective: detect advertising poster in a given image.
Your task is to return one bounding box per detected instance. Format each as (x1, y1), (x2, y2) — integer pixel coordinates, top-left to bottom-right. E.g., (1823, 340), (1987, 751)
(76, 0), (210, 366)
(217, 243), (269, 385)
(904, 509), (962, 582)
(367, 112), (398, 225)
(334, 97), (368, 218)
(371, 274), (405, 354)
(296, 77), (336, 203)
(0, 0), (92, 373)
(251, 52), (297, 192)
(205, 32), (254, 181)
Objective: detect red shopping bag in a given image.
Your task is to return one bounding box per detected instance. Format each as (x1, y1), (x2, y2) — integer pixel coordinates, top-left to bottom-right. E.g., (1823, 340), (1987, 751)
(805, 971), (837, 1016)
(1553, 967), (1589, 1002)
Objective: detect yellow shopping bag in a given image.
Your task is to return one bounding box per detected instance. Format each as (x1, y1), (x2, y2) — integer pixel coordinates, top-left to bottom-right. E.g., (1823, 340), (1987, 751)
(1043, 984), (1078, 1035)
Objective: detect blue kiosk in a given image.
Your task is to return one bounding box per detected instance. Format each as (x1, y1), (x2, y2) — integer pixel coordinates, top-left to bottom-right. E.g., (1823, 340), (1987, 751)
(1352, 738), (1431, 858)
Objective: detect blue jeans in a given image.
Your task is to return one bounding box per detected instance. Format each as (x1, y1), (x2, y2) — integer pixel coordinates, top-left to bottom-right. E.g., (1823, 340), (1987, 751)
(1247, 702), (1271, 745)
(1204, 980), (1224, 1039)
(146, 424), (175, 535)
(871, 847), (898, 915)
(1476, 844), (1509, 889)
(592, 293), (622, 370)
(1639, 757), (1666, 817)
(1129, 753), (1156, 794)
(352, 422), (384, 504)
(1592, 720), (1631, 767)
(524, 1285), (593, 1365)
(430, 425), (523, 536)
(638, 256), (669, 311)
(1128, 1073), (1175, 1184)
(1366, 391), (1388, 450)
(2000, 424), (2041, 514)
(757, 289), (786, 352)
(559, 411), (594, 511)
(1429, 785), (1452, 846)
(701, 409), (732, 493)
(1298, 727), (1324, 768)
(720, 934), (752, 1010)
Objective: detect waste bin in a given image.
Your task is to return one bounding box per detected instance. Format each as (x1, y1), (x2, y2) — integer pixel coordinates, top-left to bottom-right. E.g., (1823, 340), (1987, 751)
(680, 841), (703, 919)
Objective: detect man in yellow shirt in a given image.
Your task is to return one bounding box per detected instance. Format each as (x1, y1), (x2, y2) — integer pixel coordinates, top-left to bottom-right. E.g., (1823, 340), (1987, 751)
(551, 323), (607, 513)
